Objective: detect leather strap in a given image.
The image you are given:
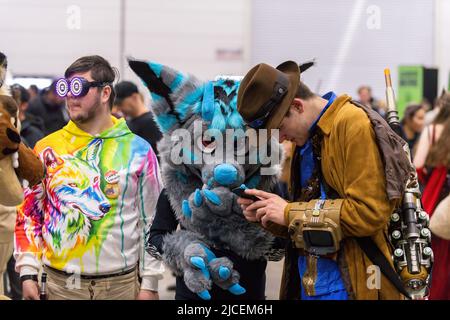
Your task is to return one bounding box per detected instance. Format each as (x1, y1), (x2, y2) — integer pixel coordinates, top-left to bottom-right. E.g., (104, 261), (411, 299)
(356, 237), (411, 299)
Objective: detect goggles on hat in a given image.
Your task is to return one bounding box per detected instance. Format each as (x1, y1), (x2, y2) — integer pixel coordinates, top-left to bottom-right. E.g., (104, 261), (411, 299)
(55, 77), (111, 98)
(245, 73), (289, 129)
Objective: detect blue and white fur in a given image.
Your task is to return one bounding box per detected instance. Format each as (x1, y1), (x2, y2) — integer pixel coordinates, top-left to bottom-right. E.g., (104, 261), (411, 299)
(129, 59), (283, 300)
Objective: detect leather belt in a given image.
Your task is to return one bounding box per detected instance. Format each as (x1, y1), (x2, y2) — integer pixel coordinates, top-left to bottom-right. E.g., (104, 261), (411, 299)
(44, 265), (136, 280)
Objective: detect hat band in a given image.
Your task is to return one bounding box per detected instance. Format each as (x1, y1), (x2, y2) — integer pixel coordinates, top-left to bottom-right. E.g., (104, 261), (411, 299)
(246, 72), (289, 129)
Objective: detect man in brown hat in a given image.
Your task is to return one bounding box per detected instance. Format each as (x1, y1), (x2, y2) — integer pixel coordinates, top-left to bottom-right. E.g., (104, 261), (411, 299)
(237, 61), (405, 300)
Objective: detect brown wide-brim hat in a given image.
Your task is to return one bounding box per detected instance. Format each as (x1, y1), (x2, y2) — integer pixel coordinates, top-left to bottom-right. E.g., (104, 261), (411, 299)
(237, 61), (300, 132)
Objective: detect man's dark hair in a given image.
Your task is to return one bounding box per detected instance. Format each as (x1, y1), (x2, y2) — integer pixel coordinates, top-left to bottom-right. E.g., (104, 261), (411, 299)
(29, 84), (39, 95)
(11, 84), (30, 104)
(64, 55), (117, 108)
(295, 81), (315, 100)
(284, 81), (315, 117)
(401, 104), (423, 124)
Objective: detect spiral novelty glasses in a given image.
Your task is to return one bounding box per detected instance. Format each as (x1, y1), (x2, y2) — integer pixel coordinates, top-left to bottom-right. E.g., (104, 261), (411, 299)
(55, 77), (111, 98)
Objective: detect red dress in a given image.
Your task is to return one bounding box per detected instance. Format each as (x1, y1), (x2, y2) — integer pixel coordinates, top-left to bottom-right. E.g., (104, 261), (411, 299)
(418, 165), (450, 300)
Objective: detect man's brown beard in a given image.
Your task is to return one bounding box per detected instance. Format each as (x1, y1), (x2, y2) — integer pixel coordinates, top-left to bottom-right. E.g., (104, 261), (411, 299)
(71, 95), (102, 124)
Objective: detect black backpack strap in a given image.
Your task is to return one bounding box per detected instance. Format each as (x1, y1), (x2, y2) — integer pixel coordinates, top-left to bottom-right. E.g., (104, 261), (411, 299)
(356, 237), (411, 299)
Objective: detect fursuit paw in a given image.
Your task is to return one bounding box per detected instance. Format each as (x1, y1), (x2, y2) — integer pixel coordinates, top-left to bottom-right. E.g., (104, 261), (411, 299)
(181, 187), (235, 221)
(181, 189), (204, 220)
(183, 243), (214, 300)
(209, 257), (246, 296)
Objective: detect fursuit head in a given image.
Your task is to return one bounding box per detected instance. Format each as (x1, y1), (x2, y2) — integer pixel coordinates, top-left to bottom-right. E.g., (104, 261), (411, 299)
(129, 59), (284, 300)
(0, 52), (44, 207)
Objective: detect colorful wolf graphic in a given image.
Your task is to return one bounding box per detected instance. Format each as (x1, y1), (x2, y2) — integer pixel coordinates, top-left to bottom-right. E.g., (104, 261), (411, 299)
(33, 139), (111, 255)
(129, 59), (283, 300)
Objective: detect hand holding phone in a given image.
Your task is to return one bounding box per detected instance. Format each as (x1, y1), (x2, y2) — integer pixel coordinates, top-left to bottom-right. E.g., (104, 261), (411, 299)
(232, 186), (260, 202)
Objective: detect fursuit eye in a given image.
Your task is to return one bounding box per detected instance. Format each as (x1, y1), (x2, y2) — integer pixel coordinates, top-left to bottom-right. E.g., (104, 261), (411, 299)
(197, 135), (216, 154)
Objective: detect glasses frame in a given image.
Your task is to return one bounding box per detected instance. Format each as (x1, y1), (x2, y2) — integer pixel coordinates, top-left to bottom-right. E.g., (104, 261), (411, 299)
(55, 77), (111, 98)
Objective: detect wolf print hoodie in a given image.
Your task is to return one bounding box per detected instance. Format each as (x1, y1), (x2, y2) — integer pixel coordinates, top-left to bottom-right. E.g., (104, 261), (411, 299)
(14, 117), (164, 291)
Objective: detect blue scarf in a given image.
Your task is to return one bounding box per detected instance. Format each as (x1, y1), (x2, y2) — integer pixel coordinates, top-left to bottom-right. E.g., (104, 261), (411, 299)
(299, 92), (336, 196)
(297, 92), (348, 300)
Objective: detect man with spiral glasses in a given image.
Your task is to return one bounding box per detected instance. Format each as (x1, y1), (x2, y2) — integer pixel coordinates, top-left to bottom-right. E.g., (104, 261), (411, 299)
(15, 55), (164, 300)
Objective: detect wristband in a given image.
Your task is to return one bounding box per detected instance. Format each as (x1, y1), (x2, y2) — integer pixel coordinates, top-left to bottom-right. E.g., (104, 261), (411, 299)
(20, 274), (38, 284)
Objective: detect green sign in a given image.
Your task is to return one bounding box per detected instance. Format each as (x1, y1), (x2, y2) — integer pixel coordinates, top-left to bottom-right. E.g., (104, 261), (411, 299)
(397, 66), (423, 119)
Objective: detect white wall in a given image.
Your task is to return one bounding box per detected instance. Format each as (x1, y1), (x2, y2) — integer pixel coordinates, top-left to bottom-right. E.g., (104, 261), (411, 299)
(0, 0), (251, 85)
(251, 0), (435, 101)
(2, 0), (447, 100)
(123, 0), (251, 81)
(435, 0), (450, 91)
(0, 0), (121, 78)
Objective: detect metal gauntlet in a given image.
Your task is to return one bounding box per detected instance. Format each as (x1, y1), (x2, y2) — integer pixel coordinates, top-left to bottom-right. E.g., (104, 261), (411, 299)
(286, 199), (344, 256)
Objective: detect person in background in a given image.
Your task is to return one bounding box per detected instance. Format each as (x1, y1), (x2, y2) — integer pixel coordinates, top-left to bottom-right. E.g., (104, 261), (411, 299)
(114, 81), (162, 156)
(413, 92), (450, 300)
(11, 84), (45, 148)
(425, 90), (447, 126)
(26, 80), (68, 135)
(400, 104), (426, 155)
(415, 116), (450, 300)
(27, 85), (39, 101)
(357, 85), (386, 118)
(415, 92), (450, 173)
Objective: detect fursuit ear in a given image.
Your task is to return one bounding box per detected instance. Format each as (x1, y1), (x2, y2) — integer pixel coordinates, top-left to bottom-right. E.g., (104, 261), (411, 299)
(128, 59), (203, 133)
(299, 60), (315, 73)
(129, 59), (177, 133)
(128, 59), (173, 103)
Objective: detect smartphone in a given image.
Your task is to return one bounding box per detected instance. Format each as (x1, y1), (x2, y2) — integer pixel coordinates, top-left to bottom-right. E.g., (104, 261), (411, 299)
(232, 187), (259, 201)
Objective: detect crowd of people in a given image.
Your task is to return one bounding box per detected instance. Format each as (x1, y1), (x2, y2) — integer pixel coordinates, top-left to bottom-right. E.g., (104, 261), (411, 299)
(0, 51), (448, 300)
